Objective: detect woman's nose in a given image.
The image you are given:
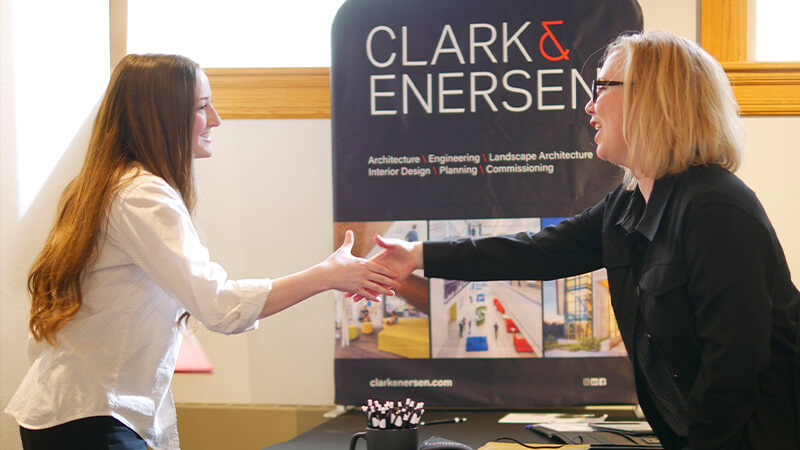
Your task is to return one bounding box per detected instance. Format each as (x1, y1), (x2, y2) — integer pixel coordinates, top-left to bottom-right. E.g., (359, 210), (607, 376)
(584, 98), (594, 115)
(209, 104), (222, 128)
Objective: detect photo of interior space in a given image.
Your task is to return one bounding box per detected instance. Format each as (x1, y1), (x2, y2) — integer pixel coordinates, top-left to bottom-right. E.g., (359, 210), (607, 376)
(429, 218), (544, 358)
(334, 221), (430, 359)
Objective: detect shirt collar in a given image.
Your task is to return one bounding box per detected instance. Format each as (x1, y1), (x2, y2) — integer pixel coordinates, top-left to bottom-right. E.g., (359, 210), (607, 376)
(616, 175), (678, 242)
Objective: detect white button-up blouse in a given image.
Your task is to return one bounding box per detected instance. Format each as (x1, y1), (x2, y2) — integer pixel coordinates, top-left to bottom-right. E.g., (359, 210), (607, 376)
(6, 170), (271, 449)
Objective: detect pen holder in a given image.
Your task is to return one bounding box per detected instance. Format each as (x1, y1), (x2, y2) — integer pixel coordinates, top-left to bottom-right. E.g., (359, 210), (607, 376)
(349, 426), (418, 450)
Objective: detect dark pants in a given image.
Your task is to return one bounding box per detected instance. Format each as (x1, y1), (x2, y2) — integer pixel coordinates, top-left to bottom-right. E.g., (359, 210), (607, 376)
(20, 416), (147, 450)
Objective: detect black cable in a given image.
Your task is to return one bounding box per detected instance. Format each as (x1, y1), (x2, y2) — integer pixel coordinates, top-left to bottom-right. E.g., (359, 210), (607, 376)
(492, 436), (569, 448)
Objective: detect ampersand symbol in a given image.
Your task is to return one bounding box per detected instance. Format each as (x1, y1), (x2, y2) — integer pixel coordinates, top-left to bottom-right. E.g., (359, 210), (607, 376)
(539, 20), (570, 61)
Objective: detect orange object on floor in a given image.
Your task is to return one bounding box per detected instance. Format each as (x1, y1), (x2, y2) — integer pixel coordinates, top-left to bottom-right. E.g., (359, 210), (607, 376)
(504, 318), (517, 333)
(513, 333), (534, 353)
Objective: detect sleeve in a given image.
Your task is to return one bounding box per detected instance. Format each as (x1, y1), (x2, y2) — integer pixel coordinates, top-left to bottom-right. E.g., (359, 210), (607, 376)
(683, 202), (776, 448)
(108, 175), (270, 334)
(423, 197), (607, 281)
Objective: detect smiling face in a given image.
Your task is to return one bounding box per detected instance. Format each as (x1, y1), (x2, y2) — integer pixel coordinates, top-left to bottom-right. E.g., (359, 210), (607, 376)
(585, 51), (628, 167)
(191, 70), (221, 159)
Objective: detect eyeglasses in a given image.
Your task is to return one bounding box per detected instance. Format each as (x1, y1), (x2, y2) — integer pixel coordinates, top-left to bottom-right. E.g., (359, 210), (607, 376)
(591, 80), (624, 103)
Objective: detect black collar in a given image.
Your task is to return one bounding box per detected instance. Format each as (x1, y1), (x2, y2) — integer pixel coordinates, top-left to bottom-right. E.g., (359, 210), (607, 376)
(616, 175), (678, 242)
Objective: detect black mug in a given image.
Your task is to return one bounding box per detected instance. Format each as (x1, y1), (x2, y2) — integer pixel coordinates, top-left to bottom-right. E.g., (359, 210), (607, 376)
(349, 427), (418, 450)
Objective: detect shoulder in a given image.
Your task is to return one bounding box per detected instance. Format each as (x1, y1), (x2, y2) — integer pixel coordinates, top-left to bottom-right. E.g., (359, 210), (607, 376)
(115, 170), (185, 210)
(678, 165), (761, 210)
(598, 182), (636, 218)
(111, 169), (190, 223)
(118, 169), (180, 198)
(606, 182), (635, 203)
(683, 164), (749, 192)
(675, 165), (772, 230)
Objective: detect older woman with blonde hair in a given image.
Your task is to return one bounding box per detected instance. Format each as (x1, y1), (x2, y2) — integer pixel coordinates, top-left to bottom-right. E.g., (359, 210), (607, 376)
(5, 54), (400, 450)
(364, 31), (800, 449)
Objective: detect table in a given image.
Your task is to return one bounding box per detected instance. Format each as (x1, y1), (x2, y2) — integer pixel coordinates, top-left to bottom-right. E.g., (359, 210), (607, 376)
(263, 409), (606, 449)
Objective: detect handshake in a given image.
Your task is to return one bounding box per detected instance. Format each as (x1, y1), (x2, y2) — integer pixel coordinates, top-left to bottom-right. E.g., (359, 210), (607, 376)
(344, 233), (423, 302)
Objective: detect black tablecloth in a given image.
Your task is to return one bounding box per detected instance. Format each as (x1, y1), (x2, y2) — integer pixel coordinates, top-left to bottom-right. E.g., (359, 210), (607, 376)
(264, 409), (558, 449)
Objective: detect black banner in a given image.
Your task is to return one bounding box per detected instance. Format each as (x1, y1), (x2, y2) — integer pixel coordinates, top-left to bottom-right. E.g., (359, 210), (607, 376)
(332, 0), (643, 407)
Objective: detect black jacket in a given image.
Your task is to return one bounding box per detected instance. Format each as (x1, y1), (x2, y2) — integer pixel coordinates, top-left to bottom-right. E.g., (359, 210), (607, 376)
(424, 164), (800, 449)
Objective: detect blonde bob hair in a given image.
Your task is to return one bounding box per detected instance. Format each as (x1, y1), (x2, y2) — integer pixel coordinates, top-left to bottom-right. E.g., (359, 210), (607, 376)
(604, 31), (744, 189)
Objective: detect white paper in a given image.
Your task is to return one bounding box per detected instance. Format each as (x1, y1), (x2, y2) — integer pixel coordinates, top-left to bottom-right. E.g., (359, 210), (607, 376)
(534, 422), (596, 432)
(589, 421), (653, 434)
(498, 412), (608, 424)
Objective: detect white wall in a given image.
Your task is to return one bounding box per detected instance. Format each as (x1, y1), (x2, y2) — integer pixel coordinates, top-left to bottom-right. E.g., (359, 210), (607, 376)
(3, 1), (800, 449)
(1, 1), (110, 448)
(171, 119), (337, 405)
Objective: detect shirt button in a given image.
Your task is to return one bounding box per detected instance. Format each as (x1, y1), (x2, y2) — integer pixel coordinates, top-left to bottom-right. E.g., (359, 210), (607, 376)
(645, 333), (652, 340)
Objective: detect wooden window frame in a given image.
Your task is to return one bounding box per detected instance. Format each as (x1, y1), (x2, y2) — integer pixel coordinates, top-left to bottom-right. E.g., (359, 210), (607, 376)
(207, 0), (800, 119)
(205, 68), (331, 119)
(702, 0), (800, 116)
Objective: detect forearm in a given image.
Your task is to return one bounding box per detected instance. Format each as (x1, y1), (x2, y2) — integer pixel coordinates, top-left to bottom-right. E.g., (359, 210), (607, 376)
(260, 230), (402, 317)
(422, 205), (603, 281)
(396, 273), (429, 315)
(259, 263), (329, 318)
(423, 232), (601, 281)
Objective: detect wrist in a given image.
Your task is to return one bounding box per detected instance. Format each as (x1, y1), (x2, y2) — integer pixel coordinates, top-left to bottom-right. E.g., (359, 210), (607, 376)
(309, 261), (333, 293)
(413, 241), (424, 269)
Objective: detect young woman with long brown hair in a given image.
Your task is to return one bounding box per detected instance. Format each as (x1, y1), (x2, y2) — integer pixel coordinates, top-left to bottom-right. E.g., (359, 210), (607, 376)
(5, 54), (399, 450)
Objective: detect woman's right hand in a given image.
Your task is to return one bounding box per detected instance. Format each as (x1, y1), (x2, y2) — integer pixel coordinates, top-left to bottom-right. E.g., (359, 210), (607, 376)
(261, 230), (402, 318)
(321, 230), (401, 301)
(370, 234), (423, 279)
(347, 234), (423, 301)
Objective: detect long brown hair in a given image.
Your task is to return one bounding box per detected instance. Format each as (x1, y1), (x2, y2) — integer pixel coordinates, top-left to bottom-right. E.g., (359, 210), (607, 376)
(28, 54), (200, 344)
